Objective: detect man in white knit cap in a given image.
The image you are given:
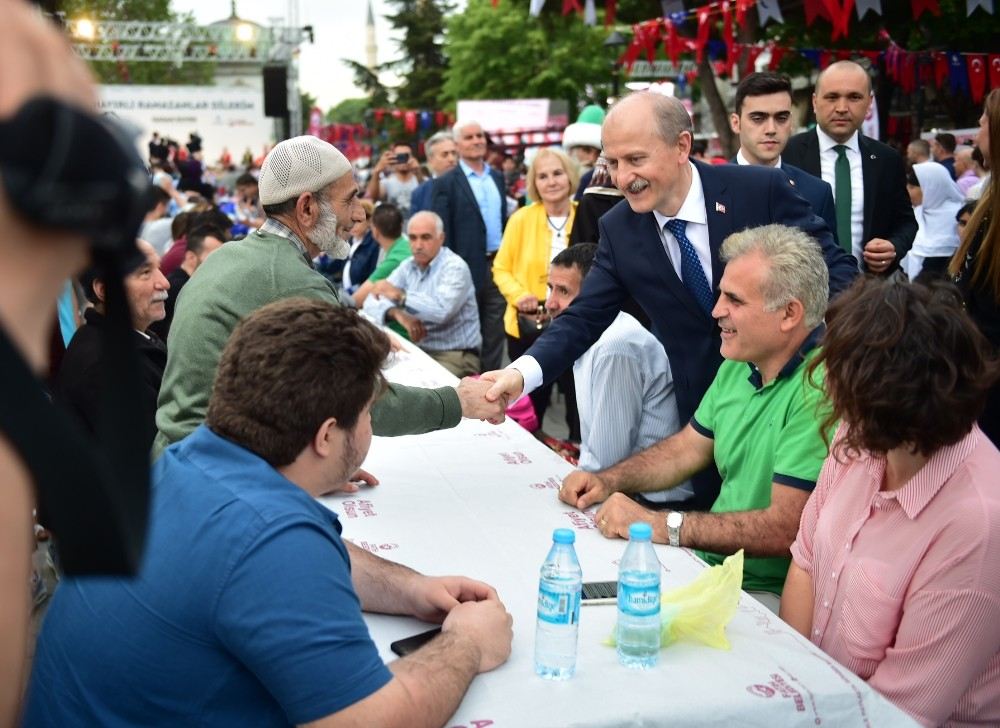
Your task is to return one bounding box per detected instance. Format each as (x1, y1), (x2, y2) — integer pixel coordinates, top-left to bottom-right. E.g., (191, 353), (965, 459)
(154, 136), (503, 457)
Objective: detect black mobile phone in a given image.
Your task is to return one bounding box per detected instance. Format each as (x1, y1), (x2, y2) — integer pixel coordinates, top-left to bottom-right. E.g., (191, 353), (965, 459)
(582, 581), (617, 603)
(394, 152), (410, 164)
(390, 627), (441, 656)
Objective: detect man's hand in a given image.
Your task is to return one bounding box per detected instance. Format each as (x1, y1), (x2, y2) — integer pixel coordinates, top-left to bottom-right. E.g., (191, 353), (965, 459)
(374, 150), (394, 174)
(559, 470), (615, 510)
(456, 377), (506, 422)
(406, 575), (499, 623)
(333, 468), (379, 495)
(515, 294), (539, 313)
(863, 238), (896, 274)
(372, 279), (404, 302)
(594, 493), (657, 541)
(480, 369), (524, 424)
(441, 597), (513, 673)
(389, 309), (426, 342)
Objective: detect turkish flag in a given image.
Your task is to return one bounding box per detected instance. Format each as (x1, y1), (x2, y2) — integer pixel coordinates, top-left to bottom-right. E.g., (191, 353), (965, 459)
(990, 55), (1000, 91)
(803, 0), (832, 25)
(934, 52), (949, 88)
(967, 54), (988, 103)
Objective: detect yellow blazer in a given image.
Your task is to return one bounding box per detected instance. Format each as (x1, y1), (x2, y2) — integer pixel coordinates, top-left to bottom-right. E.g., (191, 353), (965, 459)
(492, 201), (578, 338)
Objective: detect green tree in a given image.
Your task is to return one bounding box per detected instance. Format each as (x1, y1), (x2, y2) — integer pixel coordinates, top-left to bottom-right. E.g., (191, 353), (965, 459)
(442, 0), (614, 112)
(342, 59), (391, 108)
(61, 0), (214, 85)
(327, 98), (369, 125)
(383, 0), (454, 109)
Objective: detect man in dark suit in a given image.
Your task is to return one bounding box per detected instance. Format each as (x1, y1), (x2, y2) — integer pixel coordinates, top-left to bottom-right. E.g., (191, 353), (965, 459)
(432, 121), (509, 370)
(482, 92), (857, 510)
(729, 72), (839, 245)
(783, 60), (917, 274)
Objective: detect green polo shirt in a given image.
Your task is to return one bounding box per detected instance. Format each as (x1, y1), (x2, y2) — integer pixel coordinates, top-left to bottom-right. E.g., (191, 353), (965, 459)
(368, 237), (412, 338)
(690, 326), (832, 594)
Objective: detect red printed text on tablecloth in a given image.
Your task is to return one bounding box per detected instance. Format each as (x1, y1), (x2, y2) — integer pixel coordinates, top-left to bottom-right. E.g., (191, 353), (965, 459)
(449, 721), (494, 728)
(342, 500), (377, 519)
(352, 541), (398, 555)
(745, 673), (808, 714)
(499, 451), (531, 465)
(529, 476), (562, 491)
(565, 510), (597, 530)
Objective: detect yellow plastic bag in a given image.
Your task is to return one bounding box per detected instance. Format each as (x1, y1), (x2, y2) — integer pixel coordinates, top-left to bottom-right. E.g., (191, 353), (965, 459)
(605, 549), (744, 651)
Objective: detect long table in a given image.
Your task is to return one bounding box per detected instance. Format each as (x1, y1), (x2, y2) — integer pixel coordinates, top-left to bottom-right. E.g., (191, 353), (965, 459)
(318, 339), (917, 728)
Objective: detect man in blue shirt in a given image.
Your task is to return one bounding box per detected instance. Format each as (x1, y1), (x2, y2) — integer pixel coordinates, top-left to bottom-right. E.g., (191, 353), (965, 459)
(364, 211), (482, 377)
(25, 300), (513, 727)
(432, 120), (509, 372)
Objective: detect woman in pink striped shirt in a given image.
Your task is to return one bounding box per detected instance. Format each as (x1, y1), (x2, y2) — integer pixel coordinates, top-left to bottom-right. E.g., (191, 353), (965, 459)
(781, 277), (1000, 727)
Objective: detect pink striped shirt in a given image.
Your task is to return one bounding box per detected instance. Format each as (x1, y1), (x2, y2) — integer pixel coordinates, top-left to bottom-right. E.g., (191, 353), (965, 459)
(790, 426), (1000, 727)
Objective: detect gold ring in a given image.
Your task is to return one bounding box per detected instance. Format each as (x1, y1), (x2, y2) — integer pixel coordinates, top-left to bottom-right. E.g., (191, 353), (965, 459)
(600, 518), (607, 526)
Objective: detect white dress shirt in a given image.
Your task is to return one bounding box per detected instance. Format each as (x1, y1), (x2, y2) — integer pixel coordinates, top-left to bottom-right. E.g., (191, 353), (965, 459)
(509, 162), (710, 398)
(816, 127), (864, 263)
(574, 312), (693, 502)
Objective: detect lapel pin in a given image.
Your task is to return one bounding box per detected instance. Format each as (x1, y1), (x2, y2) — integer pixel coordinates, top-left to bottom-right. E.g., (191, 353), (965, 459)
(715, 202), (727, 214)
(788, 178), (797, 186)
(870, 154), (876, 159)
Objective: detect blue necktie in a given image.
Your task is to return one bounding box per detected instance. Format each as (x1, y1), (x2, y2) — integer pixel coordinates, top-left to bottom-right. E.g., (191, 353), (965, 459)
(664, 218), (714, 315)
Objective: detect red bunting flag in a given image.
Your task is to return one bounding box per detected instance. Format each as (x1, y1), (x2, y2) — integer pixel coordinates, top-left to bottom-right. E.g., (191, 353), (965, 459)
(695, 5), (711, 63)
(373, 109), (385, 124)
(743, 45), (765, 75)
(735, 0), (753, 26)
(823, 0), (854, 41)
(991, 55), (1000, 90)
(768, 44), (788, 71)
(803, 0), (832, 25)
(934, 52), (950, 87)
(605, 0), (616, 26)
(820, 50), (834, 69)
(562, 0), (582, 14)
(662, 18), (680, 67)
(639, 20), (659, 63)
(722, 1), (738, 75)
(910, 0), (940, 18)
(403, 110), (418, 133)
(967, 54), (988, 103)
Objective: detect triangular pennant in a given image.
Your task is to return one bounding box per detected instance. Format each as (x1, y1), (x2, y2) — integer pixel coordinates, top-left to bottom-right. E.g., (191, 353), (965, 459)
(967, 0), (994, 14)
(804, 0), (832, 24)
(757, 0), (784, 25)
(855, 0), (882, 18)
(967, 54), (988, 103)
(584, 0), (597, 25)
(910, 0), (941, 18)
(695, 5), (712, 64)
(990, 54), (1000, 90)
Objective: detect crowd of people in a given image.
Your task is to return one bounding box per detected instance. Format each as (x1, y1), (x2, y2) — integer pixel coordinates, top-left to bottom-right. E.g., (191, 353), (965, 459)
(3, 3), (1000, 725)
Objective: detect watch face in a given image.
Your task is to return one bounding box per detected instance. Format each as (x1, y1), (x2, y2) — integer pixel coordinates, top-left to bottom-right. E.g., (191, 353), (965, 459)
(667, 511), (683, 528)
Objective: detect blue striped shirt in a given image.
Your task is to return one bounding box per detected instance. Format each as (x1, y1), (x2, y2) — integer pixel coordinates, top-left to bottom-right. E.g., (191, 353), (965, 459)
(459, 159), (503, 253)
(363, 246), (481, 353)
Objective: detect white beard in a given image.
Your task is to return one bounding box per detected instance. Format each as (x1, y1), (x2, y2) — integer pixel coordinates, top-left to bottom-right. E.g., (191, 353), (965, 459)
(312, 200), (351, 259)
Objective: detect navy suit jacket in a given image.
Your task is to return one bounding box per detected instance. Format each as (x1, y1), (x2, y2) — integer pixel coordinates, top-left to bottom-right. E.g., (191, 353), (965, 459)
(729, 157), (839, 247)
(431, 164), (508, 291)
(783, 129), (917, 269)
(525, 159), (858, 508)
(410, 178), (434, 215)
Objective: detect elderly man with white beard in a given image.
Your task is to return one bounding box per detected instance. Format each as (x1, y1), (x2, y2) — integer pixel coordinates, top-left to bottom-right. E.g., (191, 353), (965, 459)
(154, 136), (504, 458)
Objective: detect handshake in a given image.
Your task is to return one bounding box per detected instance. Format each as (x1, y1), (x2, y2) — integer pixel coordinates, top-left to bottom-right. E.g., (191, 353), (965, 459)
(454, 369), (527, 424)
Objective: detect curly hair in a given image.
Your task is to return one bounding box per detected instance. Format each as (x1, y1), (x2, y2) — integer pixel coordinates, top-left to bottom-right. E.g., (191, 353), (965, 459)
(206, 298), (390, 467)
(810, 277), (998, 458)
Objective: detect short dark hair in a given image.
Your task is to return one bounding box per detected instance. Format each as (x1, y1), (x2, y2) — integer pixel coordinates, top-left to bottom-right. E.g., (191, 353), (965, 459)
(235, 173), (257, 188)
(186, 226), (224, 256)
(148, 185), (171, 210)
(733, 72), (792, 115)
(935, 133), (957, 154)
(371, 203), (403, 239)
(552, 243), (598, 279)
(190, 208), (233, 241)
(206, 299), (390, 467)
(811, 277), (998, 458)
(171, 211), (194, 242)
(957, 201), (977, 220)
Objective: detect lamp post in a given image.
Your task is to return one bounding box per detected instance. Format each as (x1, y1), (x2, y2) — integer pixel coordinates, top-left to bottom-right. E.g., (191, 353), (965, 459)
(603, 30), (629, 107)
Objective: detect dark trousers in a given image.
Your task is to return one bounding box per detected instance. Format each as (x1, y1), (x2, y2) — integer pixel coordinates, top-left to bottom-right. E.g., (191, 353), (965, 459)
(508, 333), (580, 440)
(477, 272), (507, 372)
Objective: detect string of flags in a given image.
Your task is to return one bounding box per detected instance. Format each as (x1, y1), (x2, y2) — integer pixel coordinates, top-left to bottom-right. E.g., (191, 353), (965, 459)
(367, 108), (455, 134)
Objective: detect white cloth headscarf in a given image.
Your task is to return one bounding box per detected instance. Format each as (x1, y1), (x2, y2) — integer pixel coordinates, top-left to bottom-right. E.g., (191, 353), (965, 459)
(903, 161), (966, 279)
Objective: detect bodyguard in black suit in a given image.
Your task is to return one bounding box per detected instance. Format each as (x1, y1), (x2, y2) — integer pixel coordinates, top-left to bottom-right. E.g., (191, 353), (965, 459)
(782, 60), (917, 274)
(728, 72), (839, 245)
(483, 92), (857, 509)
(432, 122), (509, 370)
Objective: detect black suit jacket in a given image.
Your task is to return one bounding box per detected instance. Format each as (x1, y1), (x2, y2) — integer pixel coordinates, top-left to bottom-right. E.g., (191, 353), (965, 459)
(783, 129), (917, 268)
(431, 163), (508, 291)
(524, 160), (858, 508)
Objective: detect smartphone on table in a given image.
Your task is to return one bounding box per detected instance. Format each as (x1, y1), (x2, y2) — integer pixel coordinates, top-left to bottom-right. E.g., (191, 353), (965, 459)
(581, 581), (617, 605)
(390, 627), (441, 656)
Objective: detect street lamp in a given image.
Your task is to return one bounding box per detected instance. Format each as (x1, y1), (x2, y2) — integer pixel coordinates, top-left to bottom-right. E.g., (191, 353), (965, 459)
(603, 30), (629, 106)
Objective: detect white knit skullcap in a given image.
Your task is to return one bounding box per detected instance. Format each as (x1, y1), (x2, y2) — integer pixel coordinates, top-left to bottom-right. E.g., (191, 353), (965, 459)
(258, 136), (353, 205)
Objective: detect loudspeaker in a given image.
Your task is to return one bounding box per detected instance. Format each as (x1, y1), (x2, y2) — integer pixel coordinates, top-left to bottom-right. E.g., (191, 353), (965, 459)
(262, 66), (288, 118)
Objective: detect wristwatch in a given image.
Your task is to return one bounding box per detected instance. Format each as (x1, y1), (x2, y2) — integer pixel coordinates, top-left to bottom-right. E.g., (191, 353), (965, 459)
(666, 511), (684, 547)
(398, 290), (407, 308)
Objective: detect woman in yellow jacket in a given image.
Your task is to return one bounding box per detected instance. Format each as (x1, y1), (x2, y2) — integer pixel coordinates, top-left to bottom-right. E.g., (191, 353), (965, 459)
(493, 147), (580, 431)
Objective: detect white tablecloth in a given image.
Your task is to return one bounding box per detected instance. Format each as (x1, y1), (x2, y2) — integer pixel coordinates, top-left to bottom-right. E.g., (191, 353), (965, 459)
(318, 339), (917, 728)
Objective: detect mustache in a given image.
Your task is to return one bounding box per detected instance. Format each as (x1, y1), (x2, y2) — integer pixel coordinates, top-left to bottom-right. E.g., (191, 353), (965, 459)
(151, 292), (168, 303)
(625, 179), (649, 194)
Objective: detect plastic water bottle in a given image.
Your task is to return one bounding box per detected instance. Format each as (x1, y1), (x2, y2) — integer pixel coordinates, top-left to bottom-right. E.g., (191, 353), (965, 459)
(617, 522), (661, 669)
(534, 528), (582, 679)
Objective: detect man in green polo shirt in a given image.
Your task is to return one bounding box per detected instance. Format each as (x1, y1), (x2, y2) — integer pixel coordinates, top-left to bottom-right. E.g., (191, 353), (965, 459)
(559, 223), (833, 611)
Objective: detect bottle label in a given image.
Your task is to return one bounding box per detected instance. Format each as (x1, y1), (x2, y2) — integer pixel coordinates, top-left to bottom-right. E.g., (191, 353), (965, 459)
(618, 583), (660, 618)
(537, 586), (580, 625)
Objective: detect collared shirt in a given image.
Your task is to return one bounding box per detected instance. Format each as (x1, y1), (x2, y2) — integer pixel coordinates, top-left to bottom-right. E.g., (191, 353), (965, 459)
(574, 312), (693, 502)
(690, 325), (831, 593)
(791, 426), (1000, 727)
(362, 246), (481, 353)
(735, 148), (783, 169)
(816, 127), (864, 262)
(459, 159), (503, 253)
(258, 217), (311, 264)
(651, 163), (712, 288)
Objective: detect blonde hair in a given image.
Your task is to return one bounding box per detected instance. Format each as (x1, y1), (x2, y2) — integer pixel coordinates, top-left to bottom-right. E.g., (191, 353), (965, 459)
(525, 147), (580, 204)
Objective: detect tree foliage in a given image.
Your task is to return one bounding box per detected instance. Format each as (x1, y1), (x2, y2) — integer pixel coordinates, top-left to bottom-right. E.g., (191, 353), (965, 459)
(61, 0), (213, 85)
(342, 58), (391, 108)
(382, 0), (454, 109)
(327, 98), (369, 125)
(442, 0), (615, 111)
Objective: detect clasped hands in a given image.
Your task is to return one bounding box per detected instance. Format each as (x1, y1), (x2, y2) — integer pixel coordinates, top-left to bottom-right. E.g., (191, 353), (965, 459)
(558, 471), (655, 541)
